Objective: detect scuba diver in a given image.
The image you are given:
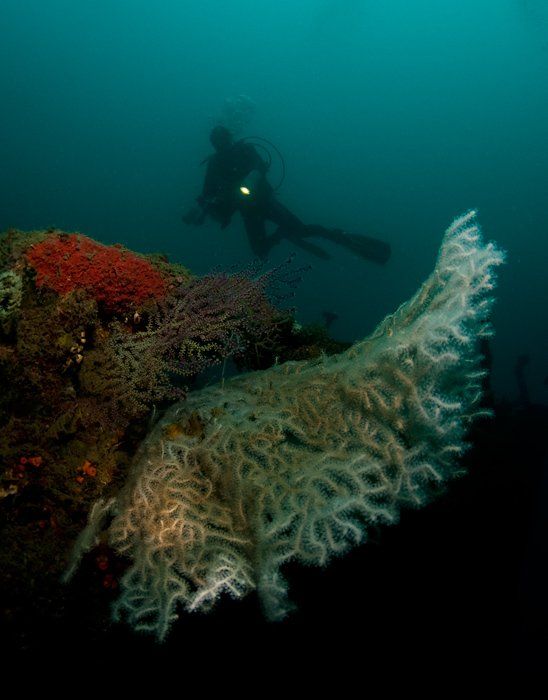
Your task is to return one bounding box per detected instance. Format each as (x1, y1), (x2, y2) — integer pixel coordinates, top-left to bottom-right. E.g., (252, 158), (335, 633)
(183, 125), (391, 264)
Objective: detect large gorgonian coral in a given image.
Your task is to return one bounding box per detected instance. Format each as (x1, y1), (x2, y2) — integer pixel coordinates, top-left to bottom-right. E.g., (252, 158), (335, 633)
(66, 211), (504, 640)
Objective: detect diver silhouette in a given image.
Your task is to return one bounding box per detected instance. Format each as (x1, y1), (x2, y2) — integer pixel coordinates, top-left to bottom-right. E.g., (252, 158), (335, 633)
(183, 125), (391, 263)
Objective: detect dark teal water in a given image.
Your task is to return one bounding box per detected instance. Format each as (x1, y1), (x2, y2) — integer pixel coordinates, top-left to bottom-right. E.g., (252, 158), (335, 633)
(1, 0), (547, 401)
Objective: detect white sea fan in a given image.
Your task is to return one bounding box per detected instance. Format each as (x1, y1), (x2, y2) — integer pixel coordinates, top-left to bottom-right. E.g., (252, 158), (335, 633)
(66, 211), (504, 641)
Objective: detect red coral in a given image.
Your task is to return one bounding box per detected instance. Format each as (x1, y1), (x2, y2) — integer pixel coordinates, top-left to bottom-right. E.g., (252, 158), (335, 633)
(25, 233), (167, 313)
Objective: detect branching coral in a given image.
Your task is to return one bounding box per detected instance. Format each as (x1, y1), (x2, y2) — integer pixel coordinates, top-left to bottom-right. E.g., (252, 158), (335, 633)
(97, 270), (281, 415)
(67, 211), (504, 640)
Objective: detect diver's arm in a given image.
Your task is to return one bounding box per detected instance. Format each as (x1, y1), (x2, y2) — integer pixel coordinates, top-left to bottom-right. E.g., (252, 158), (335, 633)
(198, 158), (221, 206)
(197, 158), (236, 228)
(182, 160), (218, 226)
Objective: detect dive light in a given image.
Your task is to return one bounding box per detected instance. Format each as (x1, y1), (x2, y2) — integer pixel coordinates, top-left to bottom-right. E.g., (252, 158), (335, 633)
(239, 169), (262, 197)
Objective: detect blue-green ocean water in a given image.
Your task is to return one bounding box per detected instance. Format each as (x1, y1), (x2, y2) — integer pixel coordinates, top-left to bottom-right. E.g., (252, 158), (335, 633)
(1, 0), (547, 402)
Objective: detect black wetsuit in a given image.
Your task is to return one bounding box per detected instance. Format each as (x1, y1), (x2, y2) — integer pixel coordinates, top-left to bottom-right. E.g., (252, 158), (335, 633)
(198, 140), (308, 258)
(194, 140), (391, 264)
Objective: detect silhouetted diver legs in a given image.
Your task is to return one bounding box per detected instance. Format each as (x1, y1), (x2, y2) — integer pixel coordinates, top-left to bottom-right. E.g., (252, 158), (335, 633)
(241, 197), (391, 263)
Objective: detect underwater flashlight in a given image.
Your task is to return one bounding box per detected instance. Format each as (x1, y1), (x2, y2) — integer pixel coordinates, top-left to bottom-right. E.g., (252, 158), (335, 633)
(239, 169), (262, 198)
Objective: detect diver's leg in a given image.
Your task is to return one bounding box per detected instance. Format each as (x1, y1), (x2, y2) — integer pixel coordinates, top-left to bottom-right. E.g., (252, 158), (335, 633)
(265, 199), (335, 240)
(312, 228), (392, 265)
(265, 200), (332, 259)
(266, 199), (305, 235)
(267, 200), (390, 264)
(241, 210), (271, 260)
